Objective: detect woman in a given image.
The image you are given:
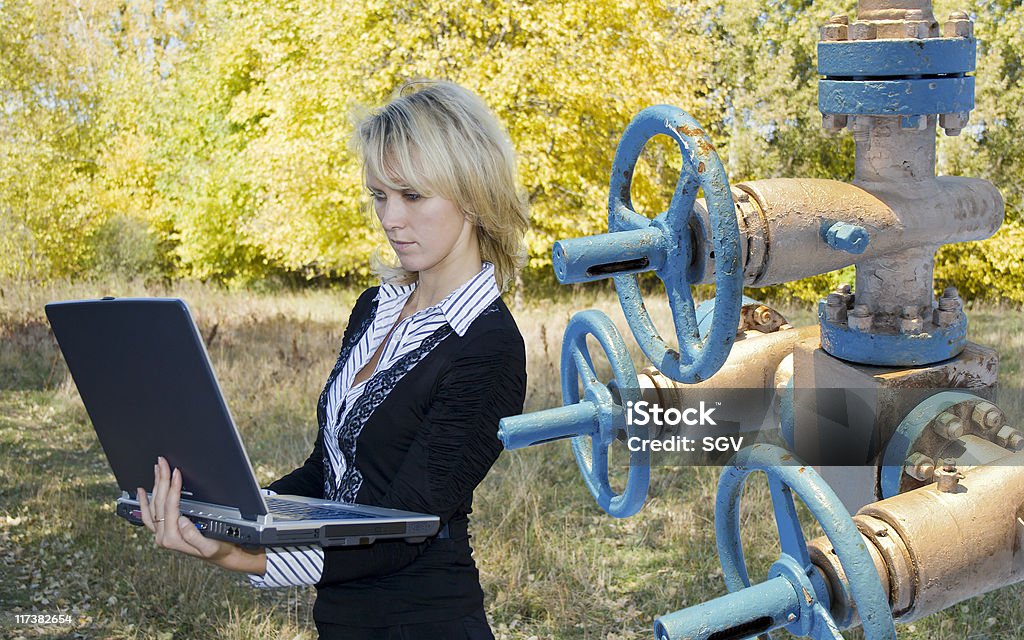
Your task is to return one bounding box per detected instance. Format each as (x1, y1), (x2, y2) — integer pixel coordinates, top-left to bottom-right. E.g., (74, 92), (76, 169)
(138, 80), (530, 639)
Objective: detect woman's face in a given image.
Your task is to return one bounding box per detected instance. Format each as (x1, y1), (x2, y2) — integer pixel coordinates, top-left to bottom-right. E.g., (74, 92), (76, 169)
(366, 172), (478, 277)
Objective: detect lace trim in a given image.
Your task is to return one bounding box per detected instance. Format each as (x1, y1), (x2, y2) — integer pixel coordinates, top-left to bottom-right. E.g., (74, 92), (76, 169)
(325, 323), (455, 502)
(316, 299), (378, 501)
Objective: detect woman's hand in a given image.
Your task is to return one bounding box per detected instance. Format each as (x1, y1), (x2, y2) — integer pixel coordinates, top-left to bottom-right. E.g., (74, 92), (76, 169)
(137, 456), (266, 575)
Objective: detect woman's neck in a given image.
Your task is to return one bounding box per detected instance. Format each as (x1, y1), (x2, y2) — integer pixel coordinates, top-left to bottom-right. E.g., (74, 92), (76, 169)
(411, 254), (484, 312)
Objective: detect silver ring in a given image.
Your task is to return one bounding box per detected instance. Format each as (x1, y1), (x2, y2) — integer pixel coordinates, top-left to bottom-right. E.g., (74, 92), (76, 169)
(154, 518), (165, 523)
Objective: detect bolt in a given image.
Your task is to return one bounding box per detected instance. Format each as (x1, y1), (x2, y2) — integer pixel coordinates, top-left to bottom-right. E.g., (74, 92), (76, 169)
(939, 112), (970, 136)
(835, 283), (852, 295)
(1010, 433), (1024, 451)
(825, 293), (848, 324)
(935, 458), (962, 493)
(905, 452), (936, 481)
(848, 304), (872, 332)
(899, 305), (923, 335)
(822, 113), (848, 132)
(995, 425), (1024, 450)
(820, 22), (848, 41)
(850, 115), (873, 142)
(937, 294), (960, 312)
(825, 222), (869, 254)
(943, 12), (973, 38)
(849, 21), (877, 40)
(900, 114), (927, 130)
(753, 305), (773, 326)
(787, 613), (798, 623)
(972, 401), (1004, 431)
(943, 286), (959, 299)
(904, 20), (930, 39)
(933, 307), (959, 327)
(932, 412), (965, 440)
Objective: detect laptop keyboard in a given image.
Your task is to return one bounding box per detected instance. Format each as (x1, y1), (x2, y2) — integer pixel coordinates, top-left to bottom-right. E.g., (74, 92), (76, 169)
(266, 498), (377, 521)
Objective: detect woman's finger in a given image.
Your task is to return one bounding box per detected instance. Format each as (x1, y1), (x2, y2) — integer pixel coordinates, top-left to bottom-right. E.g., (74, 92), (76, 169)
(175, 515), (222, 558)
(137, 487), (156, 533)
(153, 458), (171, 542)
(150, 462), (160, 513)
(158, 467), (206, 558)
(163, 466), (183, 531)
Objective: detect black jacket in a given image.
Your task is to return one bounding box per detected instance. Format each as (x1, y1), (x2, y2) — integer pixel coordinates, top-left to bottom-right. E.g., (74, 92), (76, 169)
(267, 287), (527, 626)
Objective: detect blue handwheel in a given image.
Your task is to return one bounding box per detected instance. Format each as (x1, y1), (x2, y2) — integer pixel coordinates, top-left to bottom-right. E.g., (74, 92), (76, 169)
(552, 105), (743, 383)
(498, 310), (650, 517)
(654, 444), (895, 640)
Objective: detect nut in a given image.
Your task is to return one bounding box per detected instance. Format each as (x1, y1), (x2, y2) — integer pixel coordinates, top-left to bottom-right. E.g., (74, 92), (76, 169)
(995, 425), (1024, 450)
(933, 306), (957, 327)
(1009, 432), (1024, 452)
(932, 412), (965, 440)
(849, 22), (877, 40)
(943, 11), (973, 38)
(971, 401), (1004, 431)
(900, 115), (927, 130)
(899, 306), (923, 335)
(820, 23), (848, 41)
(825, 293), (848, 324)
(939, 112), (970, 136)
(848, 304), (872, 332)
(753, 305), (773, 326)
(850, 115), (873, 142)
(903, 20), (931, 39)
(905, 452), (935, 481)
(822, 113), (848, 132)
(937, 290), (961, 311)
(935, 463), (963, 493)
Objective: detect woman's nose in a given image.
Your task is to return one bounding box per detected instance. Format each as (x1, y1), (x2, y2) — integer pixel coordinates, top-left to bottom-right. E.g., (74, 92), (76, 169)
(378, 200), (407, 230)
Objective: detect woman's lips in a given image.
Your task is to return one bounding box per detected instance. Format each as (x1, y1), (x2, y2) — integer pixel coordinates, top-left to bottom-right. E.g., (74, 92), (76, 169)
(391, 239), (415, 251)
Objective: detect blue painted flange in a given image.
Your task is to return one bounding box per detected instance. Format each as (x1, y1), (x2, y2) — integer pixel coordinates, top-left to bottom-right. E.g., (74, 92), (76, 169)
(818, 35), (976, 119)
(879, 391), (983, 498)
(656, 444), (895, 640)
(818, 38), (975, 78)
(817, 300), (968, 367)
(819, 77), (975, 117)
(497, 309), (650, 517)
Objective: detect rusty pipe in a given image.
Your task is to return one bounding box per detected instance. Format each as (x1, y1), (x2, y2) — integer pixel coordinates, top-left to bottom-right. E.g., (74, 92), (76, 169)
(809, 450), (1024, 625)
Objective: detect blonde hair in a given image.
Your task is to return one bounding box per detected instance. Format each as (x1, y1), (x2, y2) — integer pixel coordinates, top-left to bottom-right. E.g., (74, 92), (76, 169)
(354, 80), (529, 291)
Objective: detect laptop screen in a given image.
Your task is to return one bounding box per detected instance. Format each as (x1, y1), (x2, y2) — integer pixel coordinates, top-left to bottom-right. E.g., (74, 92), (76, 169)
(46, 298), (268, 518)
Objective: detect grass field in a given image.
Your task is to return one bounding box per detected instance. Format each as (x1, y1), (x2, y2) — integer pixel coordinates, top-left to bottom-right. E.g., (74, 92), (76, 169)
(1, 278), (1022, 639)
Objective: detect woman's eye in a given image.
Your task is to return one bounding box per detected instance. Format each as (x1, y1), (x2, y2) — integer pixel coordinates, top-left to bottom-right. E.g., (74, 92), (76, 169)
(402, 192), (421, 202)
(368, 190), (385, 201)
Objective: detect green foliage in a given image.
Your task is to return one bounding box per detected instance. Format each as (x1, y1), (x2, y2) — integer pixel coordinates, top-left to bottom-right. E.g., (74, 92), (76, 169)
(0, 0), (1021, 302)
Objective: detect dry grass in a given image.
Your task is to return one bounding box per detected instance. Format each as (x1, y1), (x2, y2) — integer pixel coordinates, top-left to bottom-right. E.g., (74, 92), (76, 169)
(1, 278), (1022, 639)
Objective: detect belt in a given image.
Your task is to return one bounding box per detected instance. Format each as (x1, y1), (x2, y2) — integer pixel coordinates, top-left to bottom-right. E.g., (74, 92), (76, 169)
(436, 518), (468, 540)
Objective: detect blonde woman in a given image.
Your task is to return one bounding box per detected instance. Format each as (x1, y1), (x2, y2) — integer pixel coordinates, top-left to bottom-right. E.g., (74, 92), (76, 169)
(139, 81), (530, 639)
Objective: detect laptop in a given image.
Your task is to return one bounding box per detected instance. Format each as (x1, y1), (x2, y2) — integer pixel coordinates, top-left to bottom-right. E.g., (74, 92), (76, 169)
(45, 297), (440, 547)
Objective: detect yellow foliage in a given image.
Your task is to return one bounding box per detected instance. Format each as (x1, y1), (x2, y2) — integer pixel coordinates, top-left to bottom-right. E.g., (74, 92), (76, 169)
(1, 0), (1021, 305)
